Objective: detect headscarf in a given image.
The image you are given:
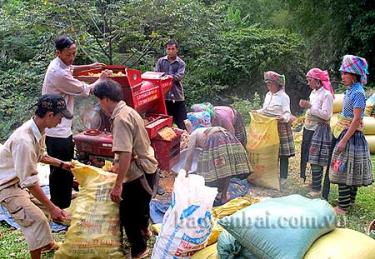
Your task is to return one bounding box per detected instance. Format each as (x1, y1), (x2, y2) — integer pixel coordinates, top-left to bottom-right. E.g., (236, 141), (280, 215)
(191, 102), (215, 118)
(306, 68), (335, 98)
(339, 55), (369, 85)
(264, 71), (285, 88)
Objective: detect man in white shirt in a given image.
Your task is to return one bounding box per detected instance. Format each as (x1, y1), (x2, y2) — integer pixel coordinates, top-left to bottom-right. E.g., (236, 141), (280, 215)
(0, 95), (72, 259)
(42, 35), (109, 208)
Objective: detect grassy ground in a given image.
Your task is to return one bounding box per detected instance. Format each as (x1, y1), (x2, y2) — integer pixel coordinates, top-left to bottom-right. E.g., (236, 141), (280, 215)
(0, 154), (374, 258)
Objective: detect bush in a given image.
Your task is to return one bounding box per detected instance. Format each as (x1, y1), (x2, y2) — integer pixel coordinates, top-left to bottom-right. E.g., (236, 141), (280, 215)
(231, 93), (262, 125)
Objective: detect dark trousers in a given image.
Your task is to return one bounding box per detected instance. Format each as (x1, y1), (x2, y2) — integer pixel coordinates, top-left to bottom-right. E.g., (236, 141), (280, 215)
(280, 156), (289, 179)
(311, 164), (323, 191)
(300, 128), (314, 180)
(338, 184), (358, 210)
(166, 100), (187, 130)
(322, 135), (338, 200)
(120, 173), (155, 257)
(45, 135), (74, 209)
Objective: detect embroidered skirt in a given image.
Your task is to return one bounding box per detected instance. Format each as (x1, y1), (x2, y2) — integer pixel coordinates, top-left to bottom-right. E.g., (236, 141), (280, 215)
(308, 124), (332, 166)
(197, 129), (251, 184)
(278, 122), (295, 157)
(330, 130), (373, 186)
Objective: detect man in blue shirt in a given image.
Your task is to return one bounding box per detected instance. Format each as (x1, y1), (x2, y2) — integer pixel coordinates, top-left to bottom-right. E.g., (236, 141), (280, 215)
(155, 39), (187, 129)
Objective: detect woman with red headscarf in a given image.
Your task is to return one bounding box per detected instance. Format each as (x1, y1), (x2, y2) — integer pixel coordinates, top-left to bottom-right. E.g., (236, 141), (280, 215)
(299, 68), (334, 197)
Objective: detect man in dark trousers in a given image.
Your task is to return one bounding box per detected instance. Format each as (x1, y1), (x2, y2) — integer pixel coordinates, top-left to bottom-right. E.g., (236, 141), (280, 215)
(42, 35), (108, 208)
(93, 79), (157, 259)
(155, 39), (187, 129)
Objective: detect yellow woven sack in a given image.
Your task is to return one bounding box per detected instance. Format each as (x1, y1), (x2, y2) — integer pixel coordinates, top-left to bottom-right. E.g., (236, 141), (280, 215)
(365, 104), (374, 117)
(212, 197), (259, 220)
(247, 112), (280, 190)
(207, 220), (223, 246)
(151, 223), (162, 234)
(363, 116), (375, 135)
(329, 113), (340, 129)
(54, 161), (124, 259)
(365, 135), (375, 154)
(151, 221), (222, 247)
(304, 228), (375, 259)
(191, 244), (218, 259)
(333, 94), (345, 113)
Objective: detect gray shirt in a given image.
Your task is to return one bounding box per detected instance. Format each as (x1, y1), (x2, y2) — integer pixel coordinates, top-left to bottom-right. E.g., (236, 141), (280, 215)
(155, 55), (186, 101)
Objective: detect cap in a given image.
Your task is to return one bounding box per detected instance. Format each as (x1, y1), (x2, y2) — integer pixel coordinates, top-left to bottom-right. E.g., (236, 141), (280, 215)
(37, 95), (73, 119)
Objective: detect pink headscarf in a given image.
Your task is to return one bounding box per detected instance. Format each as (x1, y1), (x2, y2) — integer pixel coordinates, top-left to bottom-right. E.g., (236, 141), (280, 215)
(306, 68), (334, 98)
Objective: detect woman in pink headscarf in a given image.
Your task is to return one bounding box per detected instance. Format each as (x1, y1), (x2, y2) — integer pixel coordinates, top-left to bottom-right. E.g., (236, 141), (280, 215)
(299, 68), (334, 198)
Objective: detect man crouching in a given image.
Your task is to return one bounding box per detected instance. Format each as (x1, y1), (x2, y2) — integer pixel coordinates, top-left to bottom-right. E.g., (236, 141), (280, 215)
(0, 95), (72, 259)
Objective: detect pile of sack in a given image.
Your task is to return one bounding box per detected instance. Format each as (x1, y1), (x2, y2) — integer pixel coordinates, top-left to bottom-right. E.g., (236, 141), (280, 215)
(332, 93), (375, 153)
(194, 195), (375, 259)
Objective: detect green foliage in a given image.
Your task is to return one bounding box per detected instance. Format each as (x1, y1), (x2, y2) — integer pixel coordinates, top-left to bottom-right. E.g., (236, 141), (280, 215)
(0, 0), (374, 140)
(0, 57), (50, 140)
(185, 25), (305, 108)
(285, 0), (375, 80)
(232, 92), (262, 125)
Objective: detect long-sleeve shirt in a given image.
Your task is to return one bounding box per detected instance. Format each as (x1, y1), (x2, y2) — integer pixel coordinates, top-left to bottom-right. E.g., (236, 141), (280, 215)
(0, 119), (44, 190)
(42, 57), (91, 138)
(154, 55), (185, 101)
(259, 90), (291, 122)
(304, 87), (333, 130)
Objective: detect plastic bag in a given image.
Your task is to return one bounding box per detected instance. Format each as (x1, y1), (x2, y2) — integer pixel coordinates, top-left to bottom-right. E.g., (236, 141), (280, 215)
(152, 197), (256, 248)
(247, 112), (280, 190)
(54, 161), (124, 259)
(187, 111), (212, 131)
(151, 170), (217, 258)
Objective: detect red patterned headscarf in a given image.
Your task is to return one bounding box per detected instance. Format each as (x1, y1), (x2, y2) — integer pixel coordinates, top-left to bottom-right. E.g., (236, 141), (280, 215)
(306, 68), (334, 98)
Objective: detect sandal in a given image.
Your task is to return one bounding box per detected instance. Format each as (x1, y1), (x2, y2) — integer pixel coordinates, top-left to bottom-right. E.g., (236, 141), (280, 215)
(306, 190), (320, 198)
(333, 206), (347, 216)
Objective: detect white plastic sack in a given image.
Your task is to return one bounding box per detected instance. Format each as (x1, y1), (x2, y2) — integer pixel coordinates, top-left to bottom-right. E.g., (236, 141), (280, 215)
(151, 170), (218, 259)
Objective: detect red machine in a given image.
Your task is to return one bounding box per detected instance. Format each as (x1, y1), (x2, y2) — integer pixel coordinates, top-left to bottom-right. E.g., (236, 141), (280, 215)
(73, 65), (181, 171)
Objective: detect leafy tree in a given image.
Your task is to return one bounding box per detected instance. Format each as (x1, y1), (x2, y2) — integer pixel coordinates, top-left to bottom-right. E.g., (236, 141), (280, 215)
(285, 0), (375, 88)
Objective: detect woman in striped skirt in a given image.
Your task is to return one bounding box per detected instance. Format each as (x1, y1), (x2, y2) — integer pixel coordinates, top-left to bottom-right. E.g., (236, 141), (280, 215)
(258, 71), (296, 185)
(183, 126), (251, 204)
(299, 68), (334, 197)
(330, 55), (373, 215)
